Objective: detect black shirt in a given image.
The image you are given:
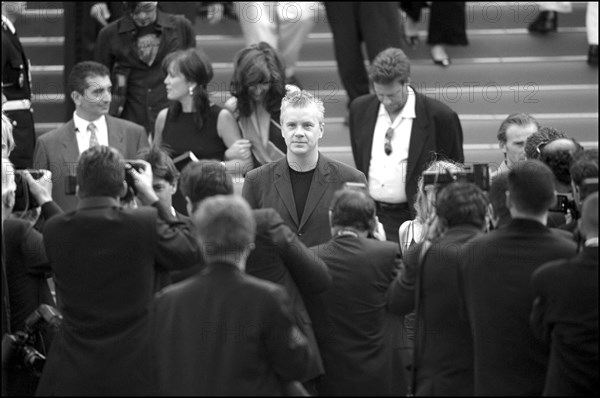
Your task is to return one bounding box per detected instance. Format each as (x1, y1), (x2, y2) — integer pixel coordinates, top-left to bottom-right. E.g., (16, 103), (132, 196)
(289, 167), (315, 223)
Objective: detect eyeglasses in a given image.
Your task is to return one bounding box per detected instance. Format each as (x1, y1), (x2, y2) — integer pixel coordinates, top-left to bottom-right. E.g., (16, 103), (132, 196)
(384, 127), (394, 155)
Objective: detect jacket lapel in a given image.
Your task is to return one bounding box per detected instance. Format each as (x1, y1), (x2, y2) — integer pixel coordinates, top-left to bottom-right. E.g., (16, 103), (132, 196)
(359, 96), (380, 178)
(61, 120), (81, 173)
(106, 116), (126, 156)
(405, 92), (432, 191)
(298, 154), (329, 231)
(274, 158), (299, 227)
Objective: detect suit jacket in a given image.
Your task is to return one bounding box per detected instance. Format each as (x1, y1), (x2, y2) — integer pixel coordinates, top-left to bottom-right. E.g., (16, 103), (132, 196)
(36, 197), (200, 396)
(349, 90), (464, 215)
(460, 218), (578, 396)
(33, 116), (148, 212)
(531, 246), (599, 396)
(388, 225), (483, 396)
(242, 153), (367, 247)
(151, 262), (312, 396)
(310, 235), (406, 396)
(246, 208), (331, 381)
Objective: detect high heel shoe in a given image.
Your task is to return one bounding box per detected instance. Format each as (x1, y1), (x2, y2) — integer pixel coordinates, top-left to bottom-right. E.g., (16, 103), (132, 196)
(430, 45), (450, 67)
(528, 11), (558, 34)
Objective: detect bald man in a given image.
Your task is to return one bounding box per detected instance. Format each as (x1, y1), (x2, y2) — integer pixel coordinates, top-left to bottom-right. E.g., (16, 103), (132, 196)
(531, 192), (598, 395)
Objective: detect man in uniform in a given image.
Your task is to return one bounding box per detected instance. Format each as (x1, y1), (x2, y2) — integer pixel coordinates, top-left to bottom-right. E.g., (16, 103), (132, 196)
(2, 1), (35, 169)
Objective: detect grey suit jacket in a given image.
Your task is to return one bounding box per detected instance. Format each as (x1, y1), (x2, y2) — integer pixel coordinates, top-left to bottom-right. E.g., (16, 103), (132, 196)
(33, 116), (148, 212)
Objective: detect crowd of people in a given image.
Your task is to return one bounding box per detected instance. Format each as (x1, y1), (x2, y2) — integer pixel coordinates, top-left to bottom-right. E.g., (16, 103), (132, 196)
(2, 1), (598, 396)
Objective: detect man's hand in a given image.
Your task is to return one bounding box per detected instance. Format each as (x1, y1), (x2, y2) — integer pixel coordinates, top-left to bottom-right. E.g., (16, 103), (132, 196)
(372, 216), (387, 241)
(90, 3), (111, 26)
(23, 169), (53, 206)
(127, 160), (159, 205)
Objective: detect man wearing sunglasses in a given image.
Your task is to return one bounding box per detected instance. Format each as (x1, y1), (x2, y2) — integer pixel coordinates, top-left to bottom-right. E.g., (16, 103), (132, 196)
(349, 48), (464, 243)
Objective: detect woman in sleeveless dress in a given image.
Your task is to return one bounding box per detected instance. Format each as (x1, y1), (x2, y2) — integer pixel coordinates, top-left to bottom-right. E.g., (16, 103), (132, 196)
(224, 42), (288, 170)
(154, 48), (252, 213)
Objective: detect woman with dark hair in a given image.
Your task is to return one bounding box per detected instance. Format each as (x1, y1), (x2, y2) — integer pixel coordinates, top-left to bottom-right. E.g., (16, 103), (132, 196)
(154, 48), (252, 212)
(224, 42), (288, 169)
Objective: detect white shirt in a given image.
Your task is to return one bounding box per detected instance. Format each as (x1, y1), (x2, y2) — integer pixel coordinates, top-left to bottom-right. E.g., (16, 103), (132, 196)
(73, 112), (109, 154)
(368, 86), (416, 203)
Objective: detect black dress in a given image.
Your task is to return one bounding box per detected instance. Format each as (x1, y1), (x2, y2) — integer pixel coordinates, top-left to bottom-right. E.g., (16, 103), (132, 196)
(161, 104), (227, 214)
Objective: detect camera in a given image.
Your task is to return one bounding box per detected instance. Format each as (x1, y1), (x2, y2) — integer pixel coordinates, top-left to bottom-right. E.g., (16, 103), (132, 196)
(13, 169), (45, 212)
(549, 193), (576, 215)
(2, 304), (62, 376)
(422, 163), (490, 191)
(121, 159), (146, 202)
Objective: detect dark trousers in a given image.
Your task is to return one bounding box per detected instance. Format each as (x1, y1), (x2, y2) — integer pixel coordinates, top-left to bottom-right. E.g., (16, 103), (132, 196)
(5, 109), (35, 169)
(324, 2), (404, 105)
(376, 203), (412, 245)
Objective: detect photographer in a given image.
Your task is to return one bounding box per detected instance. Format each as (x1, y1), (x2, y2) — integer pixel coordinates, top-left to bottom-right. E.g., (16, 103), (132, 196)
(539, 137), (584, 227)
(35, 145), (201, 396)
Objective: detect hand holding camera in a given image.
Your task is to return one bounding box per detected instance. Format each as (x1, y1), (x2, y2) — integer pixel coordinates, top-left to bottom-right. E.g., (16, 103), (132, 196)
(124, 159), (159, 205)
(22, 169), (53, 206)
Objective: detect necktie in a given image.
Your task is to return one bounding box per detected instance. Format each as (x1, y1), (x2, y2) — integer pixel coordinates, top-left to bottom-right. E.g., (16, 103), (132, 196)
(88, 122), (100, 148)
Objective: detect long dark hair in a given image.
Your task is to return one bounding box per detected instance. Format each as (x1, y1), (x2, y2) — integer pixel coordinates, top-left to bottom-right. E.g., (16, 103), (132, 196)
(162, 48), (214, 130)
(229, 42), (286, 119)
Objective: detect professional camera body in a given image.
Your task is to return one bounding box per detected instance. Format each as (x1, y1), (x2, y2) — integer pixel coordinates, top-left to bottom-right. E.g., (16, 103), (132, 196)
(122, 159), (146, 202)
(13, 169), (45, 212)
(2, 304), (62, 376)
(422, 163), (490, 191)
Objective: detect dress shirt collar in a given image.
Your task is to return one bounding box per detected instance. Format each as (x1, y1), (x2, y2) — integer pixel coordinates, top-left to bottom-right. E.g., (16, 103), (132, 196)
(1, 15), (15, 34)
(73, 112), (106, 134)
(77, 196), (121, 210)
(378, 86), (416, 123)
(585, 237), (598, 247)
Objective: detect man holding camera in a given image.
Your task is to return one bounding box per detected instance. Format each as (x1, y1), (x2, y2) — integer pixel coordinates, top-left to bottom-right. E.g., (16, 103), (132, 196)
(461, 160), (577, 395)
(33, 61), (148, 213)
(35, 145), (200, 396)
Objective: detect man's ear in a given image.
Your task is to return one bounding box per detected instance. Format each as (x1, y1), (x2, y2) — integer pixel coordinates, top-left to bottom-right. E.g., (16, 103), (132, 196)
(505, 190), (512, 210)
(71, 91), (81, 106)
(170, 181), (178, 195)
(119, 181), (128, 198)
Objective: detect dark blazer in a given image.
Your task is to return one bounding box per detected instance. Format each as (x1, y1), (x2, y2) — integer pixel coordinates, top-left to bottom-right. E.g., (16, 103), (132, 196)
(151, 262), (312, 396)
(246, 208), (331, 381)
(531, 246), (599, 396)
(388, 225), (483, 396)
(242, 153), (367, 247)
(33, 116), (149, 212)
(310, 235), (406, 396)
(36, 197), (200, 396)
(461, 218), (578, 396)
(349, 90), (464, 214)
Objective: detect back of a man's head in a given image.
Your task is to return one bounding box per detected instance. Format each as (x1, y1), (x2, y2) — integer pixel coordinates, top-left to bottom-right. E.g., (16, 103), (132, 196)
(180, 160), (233, 213)
(68, 61), (110, 95)
(193, 195), (256, 263)
(579, 192), (598, 239)
(570, 148), (598, 188)
(508, 160), (556, 216)
(137, 145), (179, 185)
(367, 47), (411, 85)
(540, 138), (584, 187)
(77, 145), (125, 199)
(436, 182), (488, 229)
(524, 126), (567, 160)
(330, 188), (376, 233)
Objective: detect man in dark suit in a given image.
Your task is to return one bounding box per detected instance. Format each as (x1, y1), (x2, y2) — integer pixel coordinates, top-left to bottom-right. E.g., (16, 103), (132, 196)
(388, 182), (488, 396)
(179, 160), (331, 394)
(243, 88), (367, 248)
(531, 192), (599, 396)
(310, 188), (406, 396)
(151, 194), (312, 395)
(349, 48), (464, 243)
(36, 145), (200, 395)
(2, 2), (36, 169)
(460, 160), (577, 395)
(33, 61), (149, 213)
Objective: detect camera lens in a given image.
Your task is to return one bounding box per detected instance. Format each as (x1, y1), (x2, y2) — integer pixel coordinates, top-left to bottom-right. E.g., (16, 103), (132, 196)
(21, 345), (46, 374)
